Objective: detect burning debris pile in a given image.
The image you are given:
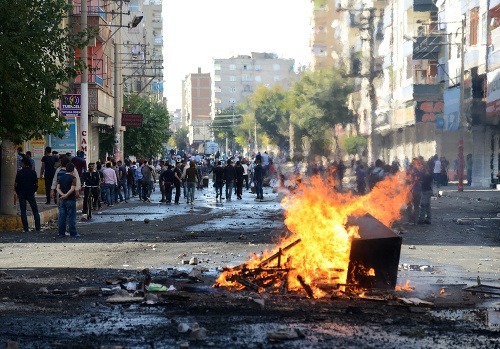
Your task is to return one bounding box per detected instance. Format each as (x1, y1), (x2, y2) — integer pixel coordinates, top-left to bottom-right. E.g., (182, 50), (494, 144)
(215, 174), (410, 298)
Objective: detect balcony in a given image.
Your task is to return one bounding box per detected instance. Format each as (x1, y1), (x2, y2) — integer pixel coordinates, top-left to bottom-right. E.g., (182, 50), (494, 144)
(413, 35), (443, 60)
(152, 17), (162, 28)
(75, 86), (114, 119)
(413, 0), (437, 12)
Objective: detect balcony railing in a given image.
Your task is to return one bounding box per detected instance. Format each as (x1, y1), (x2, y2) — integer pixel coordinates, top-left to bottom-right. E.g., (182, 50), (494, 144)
(73, 6), (106, 21)
(75, 74), (104, 88)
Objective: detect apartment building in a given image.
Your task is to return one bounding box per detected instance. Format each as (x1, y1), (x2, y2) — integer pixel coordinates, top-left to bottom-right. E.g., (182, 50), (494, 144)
(182, 68), (212, 146)
(211, 52), (296, 118)
(322, 0), (499, 186)
(310, 0), (341, 69)
(122, 0), (164, 101)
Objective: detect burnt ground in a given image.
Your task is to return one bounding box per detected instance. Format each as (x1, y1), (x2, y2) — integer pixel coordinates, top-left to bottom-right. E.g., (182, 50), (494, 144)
(0, 190), (499, 349)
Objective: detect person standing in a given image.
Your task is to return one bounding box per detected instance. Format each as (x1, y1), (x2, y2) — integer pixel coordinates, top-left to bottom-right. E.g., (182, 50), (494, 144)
(25, 151), (35, 171)
(135, 161), (144, 200)
(235, 161), (244, 200)
(253, 159), (264, 201)
(173, 161), (182, 204)
(224, 159), (236, 201)
(82, 162), (101, 214)
(432, 155), (441, 188)
(116, 160), (128, 203)
(161, 164), (175, 204)
(40, 146), (57, 204)
(15, 158), (41, 233)
(355, 163), (367, 195)
(242, 160), (249, 190)
(183, 160), (199, 204)
(212, 161), (225, 201)
(56, 162), (79, 238)
(406, 158), (423, 224)
(102, 162), (118, 207)
(71, 150), (87, 180)
(418, 160), (434, 225)
(141, 160), (154, 202)
(466, 153), (473, 186)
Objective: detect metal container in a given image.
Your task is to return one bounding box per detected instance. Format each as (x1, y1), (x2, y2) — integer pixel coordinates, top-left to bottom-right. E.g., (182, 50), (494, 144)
(347, 214), (402, 289)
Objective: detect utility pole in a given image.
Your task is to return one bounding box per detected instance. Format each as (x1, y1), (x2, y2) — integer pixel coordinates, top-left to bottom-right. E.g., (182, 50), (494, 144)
(367, 8), (377, 164)
(81, 0), (89, 159)
(113, 1), (123, 161)
(457, 17), (466, 192)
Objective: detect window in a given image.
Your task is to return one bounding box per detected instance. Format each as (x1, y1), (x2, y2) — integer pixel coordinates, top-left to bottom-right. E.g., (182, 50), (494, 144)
(214, 63), (221, 70)
(230, 64), (236, 70)
(255, 75), (261, 82)
(213, 75), (221, 82)
(230, 76), (235, 82)
(255, 64), (261, 71)
(470, 7), (479, 46)
(243, 85), (252, 92)
(273, 64), (281, 71)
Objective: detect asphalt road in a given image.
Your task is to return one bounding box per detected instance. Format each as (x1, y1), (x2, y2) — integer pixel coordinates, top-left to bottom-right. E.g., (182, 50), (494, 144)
(0, 182), (499, 348)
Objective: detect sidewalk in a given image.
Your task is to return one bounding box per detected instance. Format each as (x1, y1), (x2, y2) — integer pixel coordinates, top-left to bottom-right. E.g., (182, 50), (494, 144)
(0, 194), (83, 232)
(438, 183), (500, 204)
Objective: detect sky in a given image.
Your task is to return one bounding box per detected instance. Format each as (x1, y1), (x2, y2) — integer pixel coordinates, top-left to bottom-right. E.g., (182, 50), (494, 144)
(163, 0), (313, 110)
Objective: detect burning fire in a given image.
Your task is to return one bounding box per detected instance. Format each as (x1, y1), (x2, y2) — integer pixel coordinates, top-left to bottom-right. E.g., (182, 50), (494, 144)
(215, 173), (410, 298)
(395, 279), (415, 291)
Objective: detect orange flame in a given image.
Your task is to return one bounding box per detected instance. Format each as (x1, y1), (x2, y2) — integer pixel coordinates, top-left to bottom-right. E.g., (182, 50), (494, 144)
(216, 173), (410, 298)
(395, 279), (414, 291)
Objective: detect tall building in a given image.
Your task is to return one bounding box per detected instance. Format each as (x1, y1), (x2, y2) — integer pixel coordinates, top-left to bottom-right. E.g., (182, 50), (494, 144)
(182, 68), (212, 147)
(328, 0), (500, 186)
(211, 52), (296, 117)
(310, 0), (341, 70)
(122, 0), (164, 101)
(71, 0), (117, 162)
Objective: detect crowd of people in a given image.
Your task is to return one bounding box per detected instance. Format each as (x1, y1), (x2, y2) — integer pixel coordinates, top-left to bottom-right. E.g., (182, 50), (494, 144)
(13, 144), (481, 236)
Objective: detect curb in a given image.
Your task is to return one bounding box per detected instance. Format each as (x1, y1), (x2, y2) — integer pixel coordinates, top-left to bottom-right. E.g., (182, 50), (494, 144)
(0, 201), (83, 232)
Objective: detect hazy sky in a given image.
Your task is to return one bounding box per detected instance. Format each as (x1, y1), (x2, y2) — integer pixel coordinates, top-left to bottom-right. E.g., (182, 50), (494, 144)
(163, 0), (313, 110)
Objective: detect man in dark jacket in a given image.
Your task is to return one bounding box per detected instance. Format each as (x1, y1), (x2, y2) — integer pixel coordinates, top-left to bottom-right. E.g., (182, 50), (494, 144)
(15, 158), (41, 232)
(161, 164), (175, 204)
(234, 161), (244, 199)
(223, 159), (236, 201)
(40, 146), (57, 204)
(212, 161), (225, 201)
(253, 159), (264, 201)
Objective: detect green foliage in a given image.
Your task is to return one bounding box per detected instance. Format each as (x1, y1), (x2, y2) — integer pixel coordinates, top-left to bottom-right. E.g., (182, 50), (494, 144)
(248, 85), (290, 149)
(123, 95), (169, 157)
(172, 126), (189, 151)
(342, 135), (367, 155)
(0, 0), (88, 143)
(290, 68), (354, 155)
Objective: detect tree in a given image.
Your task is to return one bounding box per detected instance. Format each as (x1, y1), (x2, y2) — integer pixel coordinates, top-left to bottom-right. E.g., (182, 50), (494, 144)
(0, 0), (87, 214)
(247, 85), (290, 150)
(0, 0), (87, 143)
(123, 95), (169, 158)
(172, 126), (189, 152)
(290, 68), (354, 156)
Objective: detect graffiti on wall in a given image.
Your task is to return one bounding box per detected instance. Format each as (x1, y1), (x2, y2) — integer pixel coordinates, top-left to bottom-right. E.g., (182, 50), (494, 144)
(415, 101), (444, 127)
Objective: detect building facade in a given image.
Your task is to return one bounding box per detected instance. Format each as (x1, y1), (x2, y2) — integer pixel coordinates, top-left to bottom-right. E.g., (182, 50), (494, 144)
(182, 68), (212, 147)
(318, 0), (499, 186)
(211, 52), (296, 117)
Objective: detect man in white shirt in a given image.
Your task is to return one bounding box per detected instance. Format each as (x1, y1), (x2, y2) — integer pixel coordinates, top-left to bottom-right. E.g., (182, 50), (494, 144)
(242, 160), (249, 190)
(102, 162), (118, 206)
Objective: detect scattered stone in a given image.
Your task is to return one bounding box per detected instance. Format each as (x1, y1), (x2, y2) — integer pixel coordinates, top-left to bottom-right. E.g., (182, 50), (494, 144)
(177, 323), (191, 333)
(144, 218), (150, 224)
(250, 297), (265, 309)
(409, 245), (416, 250)
(5, 340), (19, 349)
(189, 257), (198, 265)
(399, 297), (434, 307)
(179, 342), (189, 349)
(267, 328), (302, 341)
(0, 271), (8, 278)
(38, 287), (49, 294)
(456, 219), (473, 225)
(189, 327), (208, 341)
(144, 293), (158, 305)
(125, 218), (133, 221)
